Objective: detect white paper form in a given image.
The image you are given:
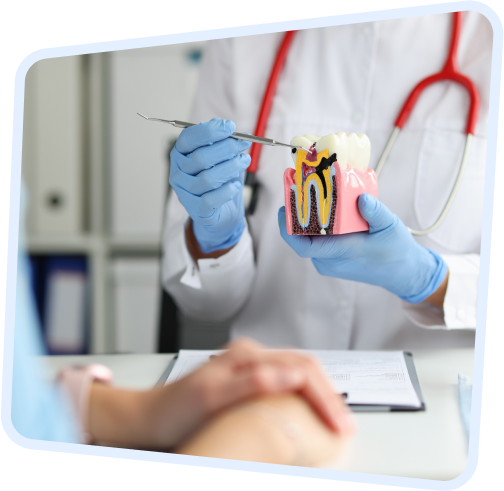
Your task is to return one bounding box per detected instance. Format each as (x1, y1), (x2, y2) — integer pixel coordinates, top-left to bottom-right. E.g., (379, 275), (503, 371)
(310, 350), (421, 407)
(166, 350), (421, 408)
(165, 350), (224, 384)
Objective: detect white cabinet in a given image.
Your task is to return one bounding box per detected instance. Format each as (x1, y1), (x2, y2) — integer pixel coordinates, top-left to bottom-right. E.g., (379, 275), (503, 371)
(24, 43), (206, 354)
(23, 56), (84, 235)
(112, 258), (161, 354)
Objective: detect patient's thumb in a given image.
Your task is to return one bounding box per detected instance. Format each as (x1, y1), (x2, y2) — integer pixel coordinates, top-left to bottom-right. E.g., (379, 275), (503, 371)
(358, 194), (397, 233)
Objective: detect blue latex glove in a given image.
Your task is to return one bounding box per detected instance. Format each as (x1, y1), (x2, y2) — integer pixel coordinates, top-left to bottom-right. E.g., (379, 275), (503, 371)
(170, 118), (251, 253)
(278, 194), (448, 303)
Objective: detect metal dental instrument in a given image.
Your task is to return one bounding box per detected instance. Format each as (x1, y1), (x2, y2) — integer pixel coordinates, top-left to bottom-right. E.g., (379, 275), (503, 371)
(137, 113), (310, 152)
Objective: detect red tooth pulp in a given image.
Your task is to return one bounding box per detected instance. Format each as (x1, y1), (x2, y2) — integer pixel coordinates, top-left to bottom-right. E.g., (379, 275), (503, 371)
(302, 163), (316, 178)
(306, 145), (318, 162)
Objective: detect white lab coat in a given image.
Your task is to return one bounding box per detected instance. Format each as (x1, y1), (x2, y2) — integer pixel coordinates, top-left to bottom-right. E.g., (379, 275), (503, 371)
(162, 12), (491, 349)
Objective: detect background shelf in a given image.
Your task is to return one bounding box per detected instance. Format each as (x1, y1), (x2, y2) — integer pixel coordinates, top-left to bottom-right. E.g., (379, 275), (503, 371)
(22, 43), (206, 354)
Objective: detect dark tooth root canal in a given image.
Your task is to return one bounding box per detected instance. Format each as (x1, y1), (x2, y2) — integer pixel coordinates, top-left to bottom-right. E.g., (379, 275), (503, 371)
(315, 153), (336, 199)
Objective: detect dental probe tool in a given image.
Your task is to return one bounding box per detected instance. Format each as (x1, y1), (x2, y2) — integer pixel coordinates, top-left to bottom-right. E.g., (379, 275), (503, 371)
(137, 113), (310, 152)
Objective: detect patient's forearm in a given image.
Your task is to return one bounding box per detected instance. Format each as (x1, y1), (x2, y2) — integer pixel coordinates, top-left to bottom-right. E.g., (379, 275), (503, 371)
(176, 394), (348, 467)
(88, 384), (159, 448)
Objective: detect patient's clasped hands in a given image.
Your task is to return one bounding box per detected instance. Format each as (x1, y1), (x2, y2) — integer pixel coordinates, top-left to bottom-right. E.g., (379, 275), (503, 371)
(88, 339), (354, 465)
(157, 338), (354, 442)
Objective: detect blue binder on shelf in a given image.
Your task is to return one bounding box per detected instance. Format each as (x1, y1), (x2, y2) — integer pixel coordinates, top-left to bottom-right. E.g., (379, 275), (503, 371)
(29, 255), (89, 355)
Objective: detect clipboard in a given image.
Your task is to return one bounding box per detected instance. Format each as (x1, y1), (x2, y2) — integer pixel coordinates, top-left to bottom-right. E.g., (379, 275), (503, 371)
(156, 351), (425, 413)
(156, 354), (178, 387)
(349, 352), (425, 412)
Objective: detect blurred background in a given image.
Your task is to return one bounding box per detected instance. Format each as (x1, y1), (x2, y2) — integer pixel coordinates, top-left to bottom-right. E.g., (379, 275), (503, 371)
(22, 42), (232, 355)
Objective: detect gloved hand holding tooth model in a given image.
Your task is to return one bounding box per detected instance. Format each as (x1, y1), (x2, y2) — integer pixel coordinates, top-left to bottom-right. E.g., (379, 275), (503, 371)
(163, 16), (488, 349)
(169, 118), (251, 253)
(280, 131), (447, 303)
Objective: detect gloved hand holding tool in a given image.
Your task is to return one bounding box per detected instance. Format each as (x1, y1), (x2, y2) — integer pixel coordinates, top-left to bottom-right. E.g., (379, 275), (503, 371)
(170, 118), (251, 253)
(278, 194), (448, 303)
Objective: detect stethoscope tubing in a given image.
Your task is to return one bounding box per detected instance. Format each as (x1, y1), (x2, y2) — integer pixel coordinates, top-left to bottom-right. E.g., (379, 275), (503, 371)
(244, 31), (297, 215)
(376, 128), (472, 235)
(375, 11), (479, 235)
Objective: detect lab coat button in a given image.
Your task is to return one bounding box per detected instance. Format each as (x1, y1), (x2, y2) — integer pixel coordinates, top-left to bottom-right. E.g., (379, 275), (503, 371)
(339, 299), (349, 309)
(210, 263), (220, 269)
(456, 309), (467, 320)
(362, 25), (372, 35)
(352, 111), (363, 122)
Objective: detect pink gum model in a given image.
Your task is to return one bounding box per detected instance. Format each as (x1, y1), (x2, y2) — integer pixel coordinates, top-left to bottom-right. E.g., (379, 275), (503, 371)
(284, 162), (379, 235)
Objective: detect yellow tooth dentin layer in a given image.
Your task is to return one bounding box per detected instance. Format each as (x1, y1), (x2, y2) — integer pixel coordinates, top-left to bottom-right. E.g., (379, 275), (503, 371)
(295, 149), (331, 227)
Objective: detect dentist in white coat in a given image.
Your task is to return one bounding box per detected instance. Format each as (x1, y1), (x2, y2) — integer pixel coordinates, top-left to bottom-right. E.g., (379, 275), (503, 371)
(162, 12), (491, 349)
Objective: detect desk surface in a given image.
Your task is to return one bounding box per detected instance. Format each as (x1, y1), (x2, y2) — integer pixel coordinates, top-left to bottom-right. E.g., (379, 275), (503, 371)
(43, 348), (473, 481)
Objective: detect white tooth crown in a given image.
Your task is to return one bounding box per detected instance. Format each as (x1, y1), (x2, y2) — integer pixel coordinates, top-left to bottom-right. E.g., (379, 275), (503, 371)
(316, 133), (348, 169)
(303, 133), (321, 142)
(347, 133), (371, 171)
(290, 132), (370, 169)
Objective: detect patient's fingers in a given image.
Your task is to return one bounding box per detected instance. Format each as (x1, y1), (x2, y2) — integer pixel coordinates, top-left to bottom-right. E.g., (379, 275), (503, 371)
(297, 359), (354, 436)
(196, 360), (301, 414)
(262, 351), (353, 435)
(213, 338), (265, 366)
(254, 351), (354, 435)
(211, 340), (354, 435)
(217, 363), (305, 407)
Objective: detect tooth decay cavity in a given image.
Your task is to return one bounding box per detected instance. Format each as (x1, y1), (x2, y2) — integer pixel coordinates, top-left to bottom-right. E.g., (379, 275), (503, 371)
(284, 132), (378, 236)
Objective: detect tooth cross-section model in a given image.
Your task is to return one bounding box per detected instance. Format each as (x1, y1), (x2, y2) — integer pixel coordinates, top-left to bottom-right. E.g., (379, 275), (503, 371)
(284, 133), (378, 235)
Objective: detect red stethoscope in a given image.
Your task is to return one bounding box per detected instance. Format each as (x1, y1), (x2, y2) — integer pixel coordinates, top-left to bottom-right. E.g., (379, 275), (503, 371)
(245, 11), (480, 236)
